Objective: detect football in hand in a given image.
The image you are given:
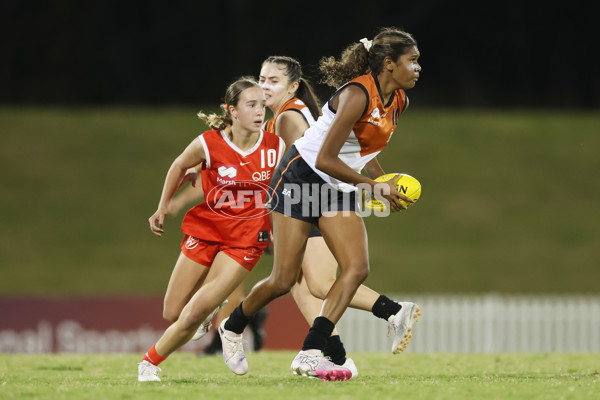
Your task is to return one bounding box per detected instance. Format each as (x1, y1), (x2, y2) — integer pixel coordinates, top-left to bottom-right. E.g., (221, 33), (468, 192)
(363, 173), (421, 212)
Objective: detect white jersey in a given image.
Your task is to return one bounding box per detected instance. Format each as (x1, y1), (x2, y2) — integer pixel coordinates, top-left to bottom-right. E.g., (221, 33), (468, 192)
(294, 72), (407, 192)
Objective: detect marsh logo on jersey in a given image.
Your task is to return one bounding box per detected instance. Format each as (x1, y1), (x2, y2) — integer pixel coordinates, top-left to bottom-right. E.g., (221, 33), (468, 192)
(218, 165), (237, 178)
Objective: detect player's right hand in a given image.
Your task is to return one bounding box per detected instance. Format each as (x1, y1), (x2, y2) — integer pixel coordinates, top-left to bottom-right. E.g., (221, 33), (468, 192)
(375, 174), (412, 211)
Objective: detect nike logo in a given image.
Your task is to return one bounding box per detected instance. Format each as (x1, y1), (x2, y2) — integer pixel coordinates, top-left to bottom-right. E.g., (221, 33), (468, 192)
(243, 256), (254, 261)
(240, 161), (251, 166)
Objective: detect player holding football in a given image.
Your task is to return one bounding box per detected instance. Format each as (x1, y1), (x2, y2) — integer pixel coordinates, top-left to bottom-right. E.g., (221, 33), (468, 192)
(220, 28), (422, 381)
(256, 55), (421, 377)
(138, 77), (285, 382)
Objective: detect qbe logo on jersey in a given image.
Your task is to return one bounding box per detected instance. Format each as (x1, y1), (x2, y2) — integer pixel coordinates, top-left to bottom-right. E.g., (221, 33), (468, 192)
(206, 180), (279, 220)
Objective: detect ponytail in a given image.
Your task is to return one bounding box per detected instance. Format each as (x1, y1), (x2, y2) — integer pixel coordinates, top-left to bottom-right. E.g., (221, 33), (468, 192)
(197, 107), (231, 130)
(296, 78), (321, 121)
(319, 43), (369, 88)
(319, 27), (417, 88)
(197, 76), (259, 130)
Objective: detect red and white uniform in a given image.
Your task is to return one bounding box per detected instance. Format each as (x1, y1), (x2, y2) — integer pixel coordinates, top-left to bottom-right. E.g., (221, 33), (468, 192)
(294, 72), (408, 192)
(181, 129), (284, 266)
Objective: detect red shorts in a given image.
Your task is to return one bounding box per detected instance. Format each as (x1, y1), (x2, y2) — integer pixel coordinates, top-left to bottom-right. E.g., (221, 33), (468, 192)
(180, 235), (263, 271)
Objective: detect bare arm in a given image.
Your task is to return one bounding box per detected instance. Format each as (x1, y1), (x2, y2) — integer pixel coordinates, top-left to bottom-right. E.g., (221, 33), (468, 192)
(167, 182), (204, 216)
(149, 137), (207, 236)
(364, 157), (385, 179)
(315, 86), (375, 187)
(315, 86), (412, 210)
(274, 111), (309, 149)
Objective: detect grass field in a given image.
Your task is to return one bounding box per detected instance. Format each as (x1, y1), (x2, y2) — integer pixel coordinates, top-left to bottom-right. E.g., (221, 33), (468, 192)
(1, 108), (599, 295)
(1, 352), (598, 399)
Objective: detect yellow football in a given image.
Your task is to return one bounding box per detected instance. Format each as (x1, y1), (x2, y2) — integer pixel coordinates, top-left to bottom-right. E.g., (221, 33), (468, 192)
(363, 173), (422, 212)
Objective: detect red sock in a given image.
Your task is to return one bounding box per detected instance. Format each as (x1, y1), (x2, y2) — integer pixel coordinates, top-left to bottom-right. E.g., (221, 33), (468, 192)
(142, 344), (168, 366)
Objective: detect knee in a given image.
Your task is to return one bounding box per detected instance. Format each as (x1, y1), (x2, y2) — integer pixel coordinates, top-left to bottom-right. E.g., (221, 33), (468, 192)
(266, 275), (295, 298)
(162, 306), (180, 324)
(340, 262), (369, 286)
(308, 279), (333, 300)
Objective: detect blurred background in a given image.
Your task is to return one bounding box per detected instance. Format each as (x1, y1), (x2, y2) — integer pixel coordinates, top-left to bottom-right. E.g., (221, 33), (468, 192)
(1, 1), (599, 353)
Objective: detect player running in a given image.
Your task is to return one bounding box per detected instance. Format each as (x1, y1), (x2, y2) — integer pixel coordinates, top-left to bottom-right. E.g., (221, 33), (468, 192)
(138, 77), (285, 382)
(219, 28), (422, 381)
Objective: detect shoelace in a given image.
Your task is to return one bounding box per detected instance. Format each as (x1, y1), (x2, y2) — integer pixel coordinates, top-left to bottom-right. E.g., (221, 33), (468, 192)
(224, 334), (244, 357)
(387, 322), (394, 337)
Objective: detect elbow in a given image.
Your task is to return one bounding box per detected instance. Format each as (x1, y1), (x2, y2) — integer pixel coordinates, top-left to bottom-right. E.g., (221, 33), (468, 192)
(171, 158), (188, 174)
(314, 154), (329, 174)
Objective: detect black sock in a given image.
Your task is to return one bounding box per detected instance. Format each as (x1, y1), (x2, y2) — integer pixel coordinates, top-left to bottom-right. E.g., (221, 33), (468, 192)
(323, 335), (346, 365)
(224, 303), (251, 334)
(302, 316), (335, 351)
(371, 295), (402, 320)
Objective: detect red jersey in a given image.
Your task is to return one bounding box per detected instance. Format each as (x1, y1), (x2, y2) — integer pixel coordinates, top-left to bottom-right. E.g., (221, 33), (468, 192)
(181, 129), (285, 248)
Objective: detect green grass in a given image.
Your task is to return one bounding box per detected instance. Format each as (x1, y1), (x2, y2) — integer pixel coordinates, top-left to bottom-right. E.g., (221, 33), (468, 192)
(1, 108), (599, 295)
(0, 352), (598, 399)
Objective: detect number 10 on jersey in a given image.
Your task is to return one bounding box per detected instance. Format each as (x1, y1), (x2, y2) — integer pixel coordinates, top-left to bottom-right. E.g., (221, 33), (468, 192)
(261, 149), (277, 168)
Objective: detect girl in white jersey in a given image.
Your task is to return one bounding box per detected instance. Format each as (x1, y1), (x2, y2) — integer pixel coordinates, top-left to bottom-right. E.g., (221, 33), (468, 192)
(243, 56), (420, 375)
(221, 28), (423, 381)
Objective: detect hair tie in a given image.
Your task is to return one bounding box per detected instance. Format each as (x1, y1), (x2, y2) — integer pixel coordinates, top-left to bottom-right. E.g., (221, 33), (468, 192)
(359, 38), (373, 52)
(222, 103), (229, 111)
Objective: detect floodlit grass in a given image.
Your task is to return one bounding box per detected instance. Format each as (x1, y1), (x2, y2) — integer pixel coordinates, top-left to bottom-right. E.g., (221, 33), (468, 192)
(1, 108), (599, 295)
(0, 352), (598, 399)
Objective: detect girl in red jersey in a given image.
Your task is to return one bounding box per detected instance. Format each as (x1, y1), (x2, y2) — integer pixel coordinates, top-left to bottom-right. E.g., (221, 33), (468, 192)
(138, 77), (284, 382)
(220, 28), (422, 381)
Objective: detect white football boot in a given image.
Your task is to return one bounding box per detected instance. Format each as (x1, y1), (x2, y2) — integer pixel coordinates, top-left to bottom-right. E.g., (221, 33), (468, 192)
(290, 349), (352, 381)
(341, 357), (358, 378)
(388, 302), (421, 354)
(192, 299), (228, 341)
(138, 360), (161, 382)
(218, 318), (248, 375)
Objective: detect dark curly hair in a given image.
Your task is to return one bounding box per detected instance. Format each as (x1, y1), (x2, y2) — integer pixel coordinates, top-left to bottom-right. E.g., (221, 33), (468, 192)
(319, 27), (417, 88)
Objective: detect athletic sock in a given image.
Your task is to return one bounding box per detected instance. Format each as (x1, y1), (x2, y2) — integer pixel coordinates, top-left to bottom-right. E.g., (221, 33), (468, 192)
(224, 302), (251, 334)
(142, 344), (167, 366)
(302, 316), (335, 351)
(371, 295), (402, 320)
(323, 335), (347, 366)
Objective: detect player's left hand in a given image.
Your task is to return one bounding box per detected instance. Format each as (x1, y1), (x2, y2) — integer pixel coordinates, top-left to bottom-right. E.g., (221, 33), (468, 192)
(148, 209), (167, 236)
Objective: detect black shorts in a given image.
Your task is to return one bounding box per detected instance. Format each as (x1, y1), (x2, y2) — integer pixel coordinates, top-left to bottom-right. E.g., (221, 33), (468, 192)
(265, 145), (358, 225)
(308, 225), (322, 237)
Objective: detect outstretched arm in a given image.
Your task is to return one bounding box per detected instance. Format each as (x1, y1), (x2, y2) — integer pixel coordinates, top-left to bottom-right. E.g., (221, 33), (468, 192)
(149, 138), (206, 236)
